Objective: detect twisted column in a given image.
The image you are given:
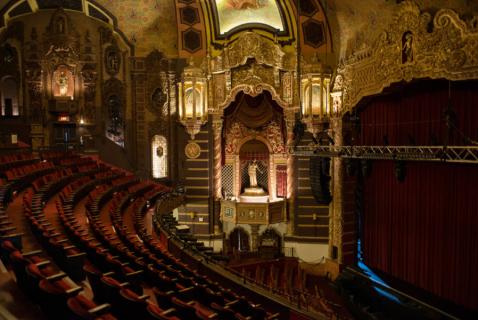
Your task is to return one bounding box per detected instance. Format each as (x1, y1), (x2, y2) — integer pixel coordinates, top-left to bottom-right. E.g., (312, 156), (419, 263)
(212, 119), (223, 199)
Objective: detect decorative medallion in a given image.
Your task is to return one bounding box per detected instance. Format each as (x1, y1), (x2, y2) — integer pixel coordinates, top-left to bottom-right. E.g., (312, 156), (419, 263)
(185, 142), (201, 159)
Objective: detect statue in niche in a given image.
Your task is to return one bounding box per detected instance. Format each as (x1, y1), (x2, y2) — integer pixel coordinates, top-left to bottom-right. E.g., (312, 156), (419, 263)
(57, 71), (69, 96)
(57, 17), (65, 34)
(107, 95), (123, 136)
(402, 31), (413, 63)
(105, 46), (121, 75)
(151, 87), (166, 113)
(156, 146), (164, 157)
(248, 160), (263, 187)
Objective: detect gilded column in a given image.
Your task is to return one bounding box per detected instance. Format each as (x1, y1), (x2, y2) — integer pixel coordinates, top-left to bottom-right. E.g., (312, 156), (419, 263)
(286, 119), (295, 235)
(329, 116), (344, 262)
(212, 117), (223, 199)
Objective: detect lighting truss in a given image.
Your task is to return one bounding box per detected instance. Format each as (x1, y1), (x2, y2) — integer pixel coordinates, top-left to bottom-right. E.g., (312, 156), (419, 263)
(292, 145), (478, 164)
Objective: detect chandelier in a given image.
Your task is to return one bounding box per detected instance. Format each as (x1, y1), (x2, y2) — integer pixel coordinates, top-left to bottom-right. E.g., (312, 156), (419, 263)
(300, 58), (332, 136)
(178, 60), (208, 140)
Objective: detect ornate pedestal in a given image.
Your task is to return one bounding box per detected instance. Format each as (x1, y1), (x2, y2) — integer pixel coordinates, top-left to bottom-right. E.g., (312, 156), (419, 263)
(240, 187), (268, 203)
(221, 199), (285, 225)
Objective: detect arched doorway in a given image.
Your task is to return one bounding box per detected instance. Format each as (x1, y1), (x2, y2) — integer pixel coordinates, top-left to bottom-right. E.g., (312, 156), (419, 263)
(228, 227), (250, 253)
(259, 228), (282, 258)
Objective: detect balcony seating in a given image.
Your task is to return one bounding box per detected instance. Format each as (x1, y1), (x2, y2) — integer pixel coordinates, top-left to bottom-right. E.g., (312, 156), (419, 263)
(1, 152), (284, 320)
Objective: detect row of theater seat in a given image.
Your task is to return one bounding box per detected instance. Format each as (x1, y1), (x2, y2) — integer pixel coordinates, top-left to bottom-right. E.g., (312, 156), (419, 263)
(1, 154), (120, 319)
(0, 152), (281, 319)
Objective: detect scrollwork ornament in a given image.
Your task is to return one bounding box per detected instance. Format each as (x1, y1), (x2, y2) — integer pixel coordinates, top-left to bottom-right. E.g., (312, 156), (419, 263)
(332, 0), (478, 115)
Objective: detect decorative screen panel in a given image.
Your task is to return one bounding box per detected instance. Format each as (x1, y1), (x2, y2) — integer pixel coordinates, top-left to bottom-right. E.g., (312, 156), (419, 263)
(222, 164), (234, 198)
(276, 165), (287, 198)
(152, 135), (168, 178)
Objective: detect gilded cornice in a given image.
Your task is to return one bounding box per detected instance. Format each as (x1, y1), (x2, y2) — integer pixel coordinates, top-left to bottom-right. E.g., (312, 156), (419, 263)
(332, 0), (478, 114)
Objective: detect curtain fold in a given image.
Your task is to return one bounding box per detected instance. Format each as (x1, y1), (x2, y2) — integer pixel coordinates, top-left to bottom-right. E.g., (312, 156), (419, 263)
(358, 80), (478, 146)
(360, 80), (478, 311)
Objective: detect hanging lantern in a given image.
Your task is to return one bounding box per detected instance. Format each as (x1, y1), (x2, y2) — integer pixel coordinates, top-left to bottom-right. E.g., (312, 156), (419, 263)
(178, 60), (208, 140)
(300, 59), (332, 136)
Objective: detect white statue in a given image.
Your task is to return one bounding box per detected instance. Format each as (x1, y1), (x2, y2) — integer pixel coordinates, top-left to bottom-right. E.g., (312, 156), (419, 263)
(248, 160), (263, 187)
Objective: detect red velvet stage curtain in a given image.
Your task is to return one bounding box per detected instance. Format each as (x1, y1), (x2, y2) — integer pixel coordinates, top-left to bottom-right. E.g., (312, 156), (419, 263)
(358, 80), (478, 146)
(360, 80), (478, 310)
(362, 156), (478, 311)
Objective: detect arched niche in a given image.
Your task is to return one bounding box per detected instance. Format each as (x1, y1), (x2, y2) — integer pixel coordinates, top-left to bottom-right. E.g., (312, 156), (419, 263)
(151, 135), (168, 179)
(239, 139), (270, 193)
(1, 76), (19, 116)
(258, 227), (282, 258)
(221, 91), (288, 200)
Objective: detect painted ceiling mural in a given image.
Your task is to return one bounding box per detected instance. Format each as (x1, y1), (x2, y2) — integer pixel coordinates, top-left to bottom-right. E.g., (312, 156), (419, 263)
(213, 0), (285, 35)
(94, 0), (177, 56)
(0, 0), (477, 58)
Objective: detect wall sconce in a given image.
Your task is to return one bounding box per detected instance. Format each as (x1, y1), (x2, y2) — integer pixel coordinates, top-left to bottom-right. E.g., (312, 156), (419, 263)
(178, 60), (208, 140)
(300, 60), (332, 136)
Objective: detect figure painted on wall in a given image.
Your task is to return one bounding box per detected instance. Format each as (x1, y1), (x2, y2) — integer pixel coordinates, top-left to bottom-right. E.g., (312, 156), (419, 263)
(402, 31), (413, 63)
(248, 160), (263, 187)
(227, 0), (264, 9)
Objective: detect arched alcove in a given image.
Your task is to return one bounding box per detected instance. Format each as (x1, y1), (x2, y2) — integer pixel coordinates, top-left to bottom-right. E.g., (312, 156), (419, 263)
(228, 227), (250, 253)
(1, 77), (19, 116)
(239, 139), (269, 193)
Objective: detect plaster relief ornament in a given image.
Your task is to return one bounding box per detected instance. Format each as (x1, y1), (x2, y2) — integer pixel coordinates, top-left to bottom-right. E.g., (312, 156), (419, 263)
(402, 32), (414, 63)
(185, 142), (201, 159)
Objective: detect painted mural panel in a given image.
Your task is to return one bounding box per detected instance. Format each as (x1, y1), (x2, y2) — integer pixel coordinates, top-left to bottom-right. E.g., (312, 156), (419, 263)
(214, 0), (284, 34)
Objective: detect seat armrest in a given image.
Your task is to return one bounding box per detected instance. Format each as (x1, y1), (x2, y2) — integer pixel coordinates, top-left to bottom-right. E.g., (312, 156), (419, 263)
(36, 260), (51, 267)
(23, 250), (42, 257)
(46, 272), (67, 281)
(66, 286), (83, 296)
(137, 294), (150, 301)
(87, 303), (111, 316)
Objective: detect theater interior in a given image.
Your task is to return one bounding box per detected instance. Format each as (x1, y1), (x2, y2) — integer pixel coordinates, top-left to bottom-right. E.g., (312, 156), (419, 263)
(0, 0), (477, 319)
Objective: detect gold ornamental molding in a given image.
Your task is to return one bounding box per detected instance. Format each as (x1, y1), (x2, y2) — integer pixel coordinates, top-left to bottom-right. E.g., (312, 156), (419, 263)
(332, 0), (478, 114)
(217, 83), (288, 111)
(212, 32), (285, 71)
(210, 32), (294, 113)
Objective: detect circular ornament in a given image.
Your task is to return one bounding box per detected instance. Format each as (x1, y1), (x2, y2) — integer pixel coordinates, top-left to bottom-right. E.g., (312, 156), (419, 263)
(185, 142), (201, 159)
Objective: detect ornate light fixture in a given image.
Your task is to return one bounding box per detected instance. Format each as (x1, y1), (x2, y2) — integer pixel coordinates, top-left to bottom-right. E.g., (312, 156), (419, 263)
(300, 58), (332, 136)
(178, 60), (208, 140)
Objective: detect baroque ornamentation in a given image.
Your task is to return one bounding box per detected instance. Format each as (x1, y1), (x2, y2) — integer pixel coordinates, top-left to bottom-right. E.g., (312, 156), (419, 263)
(332, 0), (478, 114)
(225, 120), (285, 155)
(211, 32), (292, 113)
(217, 32), (284, 71)
(218, 83), (288, 111)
